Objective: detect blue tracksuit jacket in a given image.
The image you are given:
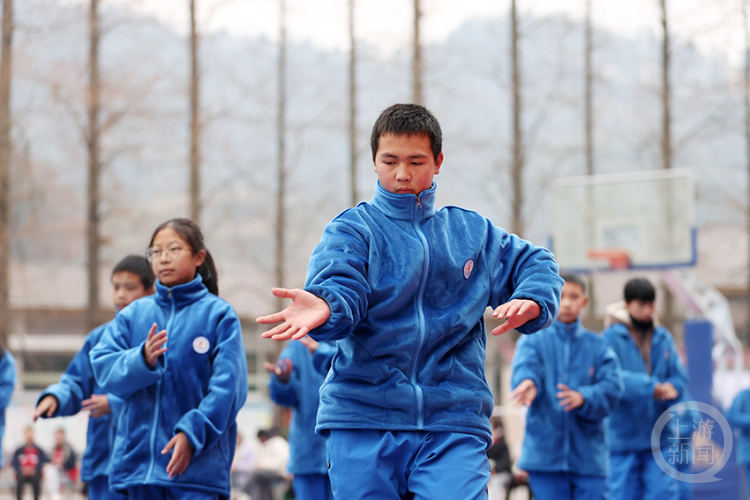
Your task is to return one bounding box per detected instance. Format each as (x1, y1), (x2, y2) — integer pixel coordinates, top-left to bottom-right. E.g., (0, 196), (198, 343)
(511, 319), (623, 477)
(90, 276), (248, 499)
(0, 350), (16, 464)
(305, 181), (563, 444)
(602, 320), (689, 452)
(38, 322), (123, 482)
(268, 341), (333, 475)
(727, 389), (750, 465)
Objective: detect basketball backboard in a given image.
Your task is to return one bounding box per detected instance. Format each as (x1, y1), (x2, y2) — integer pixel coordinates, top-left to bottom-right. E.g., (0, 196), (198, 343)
(549, 169), (695, 272)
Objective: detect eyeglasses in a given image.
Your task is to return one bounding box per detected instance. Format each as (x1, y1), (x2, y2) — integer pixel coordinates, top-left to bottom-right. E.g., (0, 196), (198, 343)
(146, 246), (191, 262)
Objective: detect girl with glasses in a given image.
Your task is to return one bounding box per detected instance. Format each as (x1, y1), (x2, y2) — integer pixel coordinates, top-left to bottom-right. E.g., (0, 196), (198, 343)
(91, 218), (248, 500)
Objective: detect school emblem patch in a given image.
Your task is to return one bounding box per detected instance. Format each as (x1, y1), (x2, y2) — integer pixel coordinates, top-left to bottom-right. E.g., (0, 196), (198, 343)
(463, 259), (475, 280)
(193, 336), (210, 354)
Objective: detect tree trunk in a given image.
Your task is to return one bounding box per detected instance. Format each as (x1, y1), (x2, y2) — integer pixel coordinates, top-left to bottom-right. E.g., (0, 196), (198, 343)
(86, 0), (101, 331)
(584, 0), (597, 327)
(510, 0), (523, 236)
(659, 0), (672, 171)
(189, 0), (201, 222)
(0, 0), (13, 348)
(743, 0), (750, 343)
(584, 0), (594, 177)
(412, 0), (422, 105)
(275, 0), (287, 309)
(348, 0), (357, 207)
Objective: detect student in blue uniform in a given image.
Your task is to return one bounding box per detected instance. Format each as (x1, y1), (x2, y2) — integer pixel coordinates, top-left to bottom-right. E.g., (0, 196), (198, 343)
(91, 218), (248, 500)
(258, 103), (563, 500)
(264, 336), (335, 500)
(0, 343), (16, 473)
(602, 277), (688, 500)
(510, 273), (623, 500)
(727, 388), (750, 499)
(33, 255), (155, 500)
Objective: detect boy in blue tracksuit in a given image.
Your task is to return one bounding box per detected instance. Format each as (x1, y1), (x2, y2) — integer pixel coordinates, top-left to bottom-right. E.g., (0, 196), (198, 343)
(727, 389), (750, 498)
(258, 103), (563, 499)
(264, 337), (335, 500)
(91, 219), (249, 500)
(0, 345), (16, 471)
(33, 255), (155, 500)
(602, 277), (688, 500)
(510, 273), (623, 500)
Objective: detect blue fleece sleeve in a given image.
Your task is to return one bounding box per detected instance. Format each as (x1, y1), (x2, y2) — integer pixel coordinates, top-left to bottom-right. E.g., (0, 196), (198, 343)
(107, 394), (124, 419)
(312, 342), (336, 376)
(727, 391), (750, 430)
(268, 344), (300, 408)
(0, 352), (16, 409)
(577, 345), (624, 421)
(38, 331), (101, 417)
(90, 312), (165, 400)
(510, 335), (544, 395)
(486, 225), (562, 334)
(304, 218), (371, 342)
(175, 309), (248, 457)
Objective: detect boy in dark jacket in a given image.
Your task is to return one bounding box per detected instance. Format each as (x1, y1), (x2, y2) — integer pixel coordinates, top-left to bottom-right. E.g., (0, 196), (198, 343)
(602, 277), (688, 500)
(13, 426), (49, 500)
(259, 103), (563, 499)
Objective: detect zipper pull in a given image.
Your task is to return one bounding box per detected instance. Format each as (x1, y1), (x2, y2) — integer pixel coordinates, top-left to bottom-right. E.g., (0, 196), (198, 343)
(416, 196), (422, 208)
(167, 290), (172, 299)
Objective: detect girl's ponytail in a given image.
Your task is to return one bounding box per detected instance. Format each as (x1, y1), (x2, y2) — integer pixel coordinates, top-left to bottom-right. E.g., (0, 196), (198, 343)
(198, 249), (219, 296)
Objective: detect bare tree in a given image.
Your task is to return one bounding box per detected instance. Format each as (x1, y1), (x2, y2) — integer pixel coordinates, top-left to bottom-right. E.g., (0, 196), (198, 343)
(584, 0), (594, 176)
(86, 0), (101, 331)
(275, 0), (287, 307)
(510, 0), (524, 236)
(0, 0), (13, 347)
(659, 0), (672, 170)
(348, 0), (357, 206)
(189, 0), (201, 222)
(743, 0), (750, 340)
(412, 0), (422, 105)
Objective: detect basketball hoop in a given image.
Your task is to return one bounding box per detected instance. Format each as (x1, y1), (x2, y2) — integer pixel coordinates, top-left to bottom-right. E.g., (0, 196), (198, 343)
(587, 248), (630, 270)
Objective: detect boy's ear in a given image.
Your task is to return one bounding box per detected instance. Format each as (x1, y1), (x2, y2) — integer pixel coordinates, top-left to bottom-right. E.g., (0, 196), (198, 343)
(434, 152), (444, 173)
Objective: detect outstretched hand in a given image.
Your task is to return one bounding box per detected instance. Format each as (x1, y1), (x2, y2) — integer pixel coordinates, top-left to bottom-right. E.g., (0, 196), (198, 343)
(162, 432), (194, 479)
(33, 395), (58, 421)
(557, 383), (585, 412)
(264, 358), (293, 383)
(653, 381), (678, 401)
(491, 299), (541, 336)
(82, 394), (111, 418)
(257, 288), (330, 341)
(510, 379), (537, 407)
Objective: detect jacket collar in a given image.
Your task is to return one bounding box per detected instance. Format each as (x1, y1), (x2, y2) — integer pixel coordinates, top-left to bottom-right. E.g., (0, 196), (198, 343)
(154, 275), (208, 307)
(555, 318), (585, 338)
(370, 181), (437, 221)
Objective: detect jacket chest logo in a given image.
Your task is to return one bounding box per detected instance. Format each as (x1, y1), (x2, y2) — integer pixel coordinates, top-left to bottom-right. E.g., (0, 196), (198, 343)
(193, 336), (210, 354)
(463, 259), (475, 279)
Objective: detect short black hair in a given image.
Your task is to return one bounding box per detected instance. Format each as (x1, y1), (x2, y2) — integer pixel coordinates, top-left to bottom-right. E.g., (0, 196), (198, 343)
(560, 272), (586, 294)
(370, 103), (443, 162)
(112, 255), (155, 290)
(624, 277), (656, 303)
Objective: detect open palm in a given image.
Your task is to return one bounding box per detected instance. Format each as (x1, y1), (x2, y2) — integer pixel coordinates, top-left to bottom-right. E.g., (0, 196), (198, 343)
(257, 288), (331, 341)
